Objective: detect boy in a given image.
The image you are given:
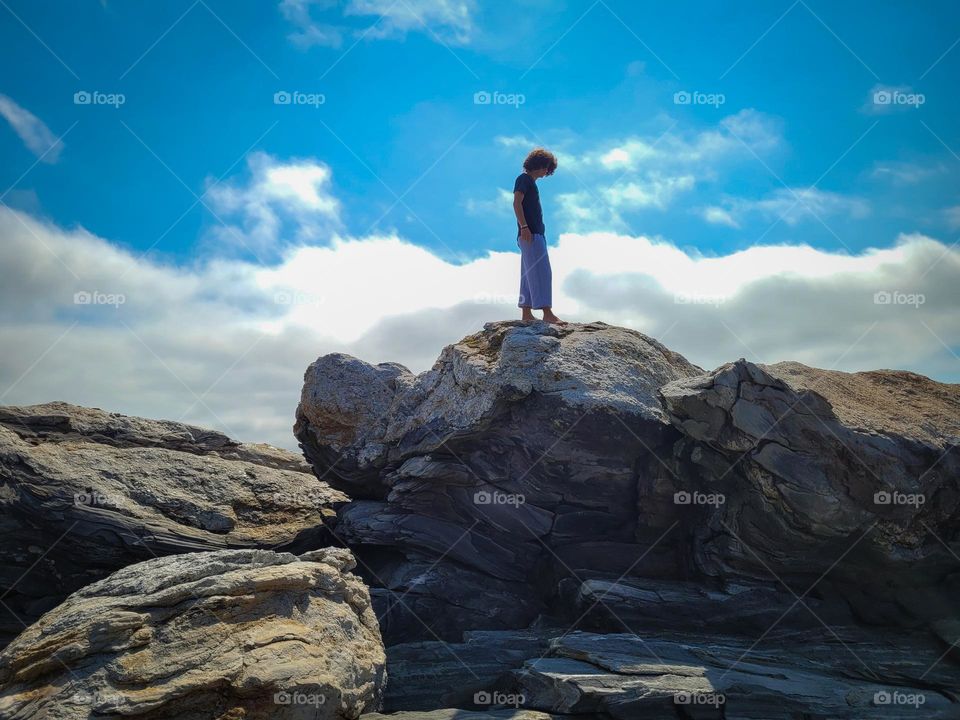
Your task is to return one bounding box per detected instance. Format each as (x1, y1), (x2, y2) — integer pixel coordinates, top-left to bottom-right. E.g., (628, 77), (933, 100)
(513, 148), (564, 324)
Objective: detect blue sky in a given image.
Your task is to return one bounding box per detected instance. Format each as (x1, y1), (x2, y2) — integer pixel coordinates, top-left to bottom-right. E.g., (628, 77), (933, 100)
(1, 0), (958, 448)
(3, 0), (958, 261)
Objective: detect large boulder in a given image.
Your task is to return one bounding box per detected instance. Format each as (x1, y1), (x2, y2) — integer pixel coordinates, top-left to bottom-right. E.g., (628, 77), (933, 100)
(0, 402), (347, 645)
(295, 320), (960, 658)
(295, 321), (703, 642)
(659, 359), (960, 642)
(0, 547), (386, 719)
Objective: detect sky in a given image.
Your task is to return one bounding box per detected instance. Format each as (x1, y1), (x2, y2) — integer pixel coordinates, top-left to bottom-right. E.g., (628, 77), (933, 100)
(0, 0), (958, 449)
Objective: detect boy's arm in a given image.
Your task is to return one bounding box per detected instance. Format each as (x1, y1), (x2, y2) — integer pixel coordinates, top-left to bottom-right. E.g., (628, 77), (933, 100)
(513, 191), (532, 241)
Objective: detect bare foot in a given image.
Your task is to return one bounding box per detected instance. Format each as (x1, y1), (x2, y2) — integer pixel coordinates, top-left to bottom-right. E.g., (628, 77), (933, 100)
(520, 310), (536, 323)
(542, 312), (566, 325)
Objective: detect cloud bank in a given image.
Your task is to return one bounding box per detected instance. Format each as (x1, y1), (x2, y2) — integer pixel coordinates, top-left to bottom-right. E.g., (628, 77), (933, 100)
(1, 204), (957, 451)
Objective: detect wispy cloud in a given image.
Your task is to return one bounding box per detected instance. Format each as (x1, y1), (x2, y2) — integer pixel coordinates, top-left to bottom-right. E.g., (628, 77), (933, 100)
(869, 160), (946, 185)
(0, 94), (64, 163)
(204, 151), (342, 254)
(280, 0), (475, 48)
(705, 187), (870, 227)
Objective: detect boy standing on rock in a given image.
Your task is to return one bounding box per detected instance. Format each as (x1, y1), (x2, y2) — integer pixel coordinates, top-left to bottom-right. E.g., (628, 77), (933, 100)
(513, 148), (565, 325)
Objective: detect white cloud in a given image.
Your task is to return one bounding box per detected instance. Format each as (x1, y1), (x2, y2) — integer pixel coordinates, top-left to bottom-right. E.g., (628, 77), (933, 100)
(0, 94), (63, 163)
(280, 0), (475, 48)
(204, 151), (341, 254)
(581, 109), (783, 172)
(700, 205), (740, 228)
(2, 206), (958, 452)
(464, 188), (513, 218)
(706, 187), (870, 227)
(870, 161), (946, 185)
(550, 110), (784, 229)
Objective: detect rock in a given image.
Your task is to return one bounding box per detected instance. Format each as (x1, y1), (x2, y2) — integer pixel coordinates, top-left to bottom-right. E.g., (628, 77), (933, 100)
(362, 712), (557, 719)
(368, 626), (959, 719)
(0, 547), (386, 719)
(383, 630), (553, 711)
(362, 712), (556, 719)
(0, 402), (347, 646)
(507, 630), (959, 719)
(295, 321), (703, 642)
(556, 576), (852, 635)
(293, 319), (960, 714)
(659, 359), (960, 642)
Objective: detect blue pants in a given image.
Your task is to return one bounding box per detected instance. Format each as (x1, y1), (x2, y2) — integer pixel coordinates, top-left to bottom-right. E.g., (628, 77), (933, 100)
(517, 233), (552, 308)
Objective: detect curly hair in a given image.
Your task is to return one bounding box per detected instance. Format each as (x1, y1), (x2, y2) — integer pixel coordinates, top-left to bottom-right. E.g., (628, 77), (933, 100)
(523, 148), (558, 175)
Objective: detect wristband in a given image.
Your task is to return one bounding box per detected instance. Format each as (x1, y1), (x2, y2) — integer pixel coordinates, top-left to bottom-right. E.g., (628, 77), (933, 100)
(520, 224), (528, 229)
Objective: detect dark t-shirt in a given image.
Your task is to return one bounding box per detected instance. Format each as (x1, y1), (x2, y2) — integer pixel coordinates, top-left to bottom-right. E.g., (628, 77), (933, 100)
(514, 173), (545, 236)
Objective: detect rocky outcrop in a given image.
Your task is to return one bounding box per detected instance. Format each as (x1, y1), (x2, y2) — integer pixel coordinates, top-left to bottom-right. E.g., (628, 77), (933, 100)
(0, 547), (385, 719)
(509, 630), (959, 719)
(295, 320), (960, 715)
(295, 321), (960, 643)
(0, 402), (347, 645)
(660, 359), (960, 643)
(295, 321), (703, 642)
(375, 623), (959, 718)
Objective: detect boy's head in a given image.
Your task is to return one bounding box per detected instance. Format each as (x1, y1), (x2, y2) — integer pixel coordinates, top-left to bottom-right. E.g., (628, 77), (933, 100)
(523, 148), (558, 178)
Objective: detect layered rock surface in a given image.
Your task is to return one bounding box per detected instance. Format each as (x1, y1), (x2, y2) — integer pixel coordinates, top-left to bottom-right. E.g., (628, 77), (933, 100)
(295, 320), (960, 716)
(660, 359), (960, 643)
(0, 402), (346, 645)
(0, 547), (385, 719)
(295, 321), (704, 642)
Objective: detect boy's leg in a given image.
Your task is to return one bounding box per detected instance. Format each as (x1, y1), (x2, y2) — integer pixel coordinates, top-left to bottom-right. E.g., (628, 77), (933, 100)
(527, 234), (553, 310)
(518, 236), (535, 321)
(531, 235), (565, 324)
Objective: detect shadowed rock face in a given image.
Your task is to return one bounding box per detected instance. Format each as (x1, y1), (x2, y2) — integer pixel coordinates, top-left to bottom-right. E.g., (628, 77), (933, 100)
(295, 321), (705, 643)
(0, 402), (348, 646)
(0, 547), (385, 720)
(377, 625), (959, 719)
(660, 359), (960, 644)
(295, 320), (960, 658)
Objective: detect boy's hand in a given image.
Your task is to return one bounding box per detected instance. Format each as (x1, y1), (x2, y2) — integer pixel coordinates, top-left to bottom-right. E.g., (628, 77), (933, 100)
(520, 227), (533, 242)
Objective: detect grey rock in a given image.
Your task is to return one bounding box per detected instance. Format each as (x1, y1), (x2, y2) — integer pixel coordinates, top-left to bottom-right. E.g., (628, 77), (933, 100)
(362, 712), (557, 719)
(295, 321), (703, 642)
(0, 547), (385, 719)
(660, 359), (960, 642)
(0, 402), (347, 645)
(508, 630), (959, 719)
(383, 630), (553, 711)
